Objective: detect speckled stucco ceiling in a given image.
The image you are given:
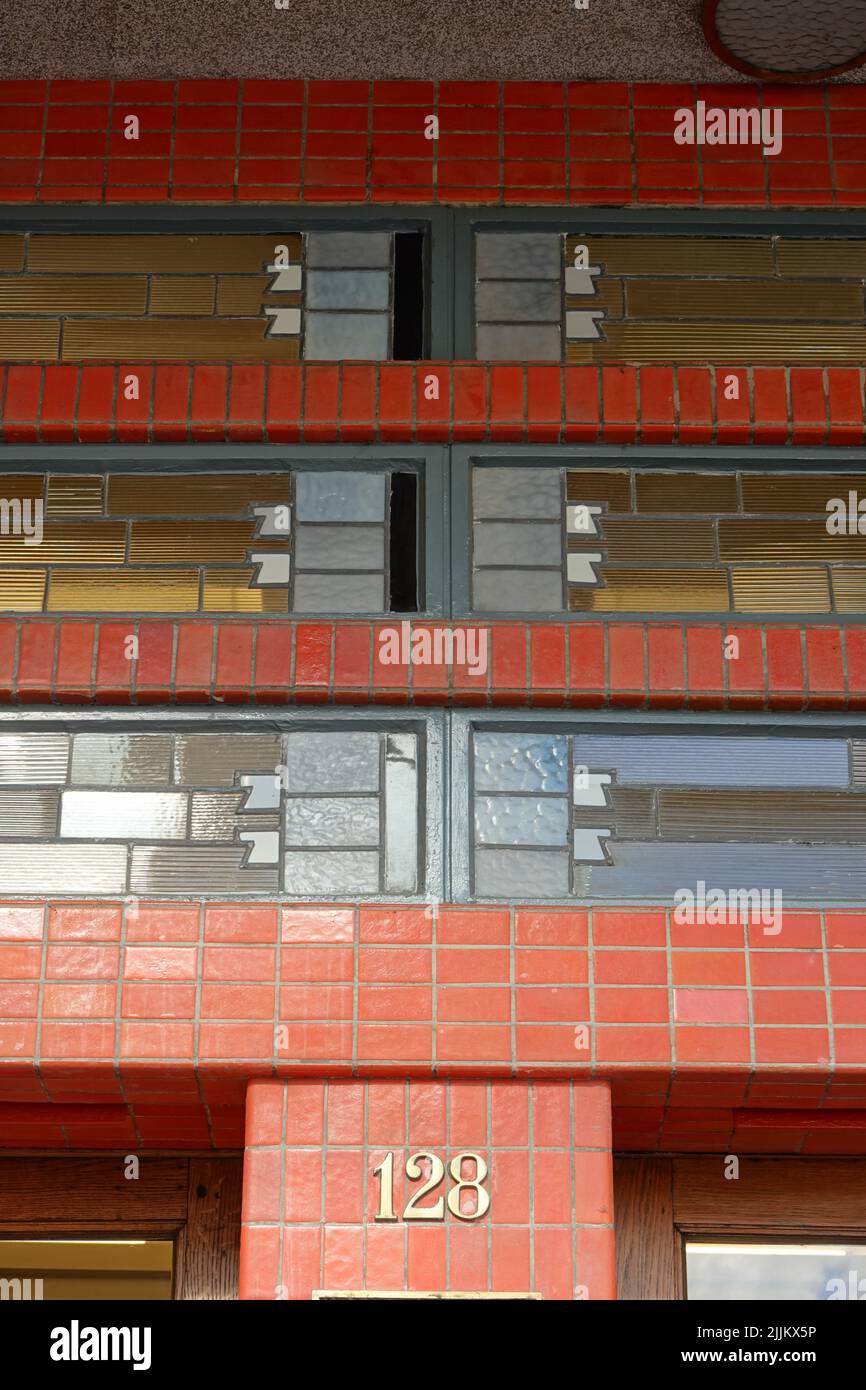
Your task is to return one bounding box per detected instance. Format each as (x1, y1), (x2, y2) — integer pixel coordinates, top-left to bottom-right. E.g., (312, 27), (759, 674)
(2, 0), (863, 80)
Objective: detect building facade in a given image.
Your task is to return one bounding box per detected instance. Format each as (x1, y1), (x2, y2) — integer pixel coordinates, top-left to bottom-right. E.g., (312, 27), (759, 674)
(1, 31), (866, 1301)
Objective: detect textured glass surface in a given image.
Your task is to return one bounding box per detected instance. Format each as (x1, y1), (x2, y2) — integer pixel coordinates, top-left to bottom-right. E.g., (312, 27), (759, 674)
(0, 844), (128, 892)
(474, 733), (568, 793)
(475, 233), (561, 280)
(283, 796), (380, 846)
(292, 573), (385, 613)
(686, 1243), (866, 1302)
(173, 733), (281, 787)
(305, 232), (392, 268)
(0, 789), (58, 837)
(473, 521), (561, 568)
(283, 731), (381, 793)
(295, 471), (386, 523)
(473, 571), (564, 613)
(714, 0), (866, 73)
(472, 467), (561, 519)
(475, 848), (570, 898)
(476, 281), (561, 321)
(284, 849), (380, 895)
(60, 791), (188, 840)
(569, 735), (850, 787)
(475, 324), (561, 361)
(0, 733), (69, 783)
(475, 795), (569, 846)
(304, 312), (390, 361)
(574, 843), (866, 898)
(294, 525), (385, 571)
(384, 733), (418, 893)
(70, 734), (172, 786)
(130, 846), (277, 894)
(306, 270), (390, 311)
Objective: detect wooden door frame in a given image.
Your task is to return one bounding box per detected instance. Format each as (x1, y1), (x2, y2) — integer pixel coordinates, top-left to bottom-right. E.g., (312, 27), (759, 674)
(0, 1154), (242, 1300)
(614, 1155), (866, 1301)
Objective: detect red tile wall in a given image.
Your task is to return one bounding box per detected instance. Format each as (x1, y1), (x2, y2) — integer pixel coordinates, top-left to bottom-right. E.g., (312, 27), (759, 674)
(0, 617), (859, 709)
(1, 901), (864, 1079)
(2, 80), (864, 206)
(240, 1077), (615, 1300)
(1, 364), (862, 445)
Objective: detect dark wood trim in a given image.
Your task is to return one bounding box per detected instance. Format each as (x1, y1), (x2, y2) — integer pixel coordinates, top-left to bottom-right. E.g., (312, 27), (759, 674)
(614, 1155), (866, 1300)
(614, 1157), (681, 1301)
(0, 1155), (242, 1300)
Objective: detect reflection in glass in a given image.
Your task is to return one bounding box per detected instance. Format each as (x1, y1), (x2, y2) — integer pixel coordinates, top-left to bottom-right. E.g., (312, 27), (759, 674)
(686, 1242), (866, 1301)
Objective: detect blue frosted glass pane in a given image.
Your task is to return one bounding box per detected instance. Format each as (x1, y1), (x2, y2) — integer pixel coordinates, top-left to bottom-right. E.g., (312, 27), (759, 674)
(573, 842), (866, 900)
(474, 733), (568, 793)
(475, 848), (569, 898)
(295, 471), (387, 522)
(284, 849), (380, 895)
(283, 732), (380, 792)
(475, 795), (568, 846)
(570, 735), (851, 788)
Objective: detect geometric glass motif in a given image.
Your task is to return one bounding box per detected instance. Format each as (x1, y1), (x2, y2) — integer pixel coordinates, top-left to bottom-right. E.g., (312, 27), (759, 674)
(474, 231), (866, 363)
(469, 462), (866, 616)
(470, 726), (866, 901)
(0, 229), (425, 363)
(0, 468), (418, 615)
(0, 726), (425, 898)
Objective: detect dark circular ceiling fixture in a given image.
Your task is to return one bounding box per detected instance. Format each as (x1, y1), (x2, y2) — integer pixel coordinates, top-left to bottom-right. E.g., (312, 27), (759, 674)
(703, 0), (866, 81)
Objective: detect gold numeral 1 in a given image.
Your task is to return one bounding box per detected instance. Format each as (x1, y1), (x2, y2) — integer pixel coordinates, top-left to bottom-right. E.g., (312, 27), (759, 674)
(372, 1152), (397, 1221)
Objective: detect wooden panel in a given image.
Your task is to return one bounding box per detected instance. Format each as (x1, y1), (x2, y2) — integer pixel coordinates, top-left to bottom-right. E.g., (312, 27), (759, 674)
(107, 473), (291, 516)
(614, 1157), (682, 1300)
(673, 1157), (866, 1230)
(0, 236), (25, 272)
(0, 278), (148, 314)
(47, 569), (201, 612)
(569, 568), (730, 612)
(0, 1158), (189, 1223)
(0, 523), (126, 565)
(61, 319), (300, 361)
(150, 276), (216, 315)
(730, 567), (831, 613)
(175, 1158), (242, 1301)
(776, 239), (866, 277)
(203, 570), (289, 612)
(0, 570), (46, 611)
(27, 234), (302, 273)
(571, 235), (776, 276)
(625, 279), (863, 321)
(569, 323), (866, 363)
(0, 321), (61, 360)
(635, 472), (738, 513)
(590, 519), (716, 562)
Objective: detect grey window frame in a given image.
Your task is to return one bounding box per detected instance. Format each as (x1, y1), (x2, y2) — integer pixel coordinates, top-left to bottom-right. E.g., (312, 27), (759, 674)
(451, 207), (866, 360)
(0, 205), (455, 363)
(1, 443), (449, 619)
(0, 707), (446, 904)
(448, 708), (866, 905)
(451, 443), (866, 624)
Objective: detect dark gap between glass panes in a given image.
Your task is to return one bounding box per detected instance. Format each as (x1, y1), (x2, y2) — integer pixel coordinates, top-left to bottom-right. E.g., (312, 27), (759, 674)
(392, 231), (425, 360)
(389, 472), (418, 612)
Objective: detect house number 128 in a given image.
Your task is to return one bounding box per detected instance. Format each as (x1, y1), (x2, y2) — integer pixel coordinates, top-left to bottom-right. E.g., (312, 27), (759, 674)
(372, 1152), (490, 1221)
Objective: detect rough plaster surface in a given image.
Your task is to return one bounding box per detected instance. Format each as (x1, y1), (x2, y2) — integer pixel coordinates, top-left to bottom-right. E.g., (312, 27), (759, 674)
(1, 0), (862, 80)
